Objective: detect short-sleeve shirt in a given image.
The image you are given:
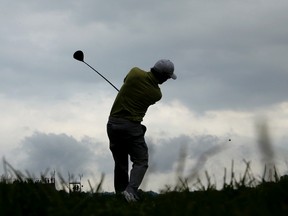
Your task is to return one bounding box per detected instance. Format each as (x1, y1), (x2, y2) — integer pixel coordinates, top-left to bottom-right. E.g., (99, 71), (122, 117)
(109, 67), (162, 122)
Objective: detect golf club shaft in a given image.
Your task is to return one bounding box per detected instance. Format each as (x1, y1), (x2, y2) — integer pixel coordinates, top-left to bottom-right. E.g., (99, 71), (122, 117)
(83, 61), (119, 92)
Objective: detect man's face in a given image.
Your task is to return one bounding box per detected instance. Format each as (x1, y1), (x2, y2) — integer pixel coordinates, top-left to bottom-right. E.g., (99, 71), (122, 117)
(158, 75), (170, 84)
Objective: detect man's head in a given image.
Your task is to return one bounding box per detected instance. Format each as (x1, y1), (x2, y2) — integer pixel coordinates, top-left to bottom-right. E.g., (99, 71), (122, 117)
(151, 59), (177, 84)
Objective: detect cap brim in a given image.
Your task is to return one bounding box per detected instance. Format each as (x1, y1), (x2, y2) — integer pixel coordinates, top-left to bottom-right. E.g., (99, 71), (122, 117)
(171, 73), (177, 80)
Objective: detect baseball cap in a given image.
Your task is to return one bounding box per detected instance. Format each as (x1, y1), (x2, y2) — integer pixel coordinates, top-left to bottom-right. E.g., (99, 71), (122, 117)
(153, 59), (177, 80)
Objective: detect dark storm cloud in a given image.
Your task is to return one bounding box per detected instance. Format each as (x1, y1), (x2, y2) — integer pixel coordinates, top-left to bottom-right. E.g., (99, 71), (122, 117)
(148, 134), (230, 173)
(1, 0), (288, 112)
(11, 132), (229, 178)
(13, 132), (112, 176)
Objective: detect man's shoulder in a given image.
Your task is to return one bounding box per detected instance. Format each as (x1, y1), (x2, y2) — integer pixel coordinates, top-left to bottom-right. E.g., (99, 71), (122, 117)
(130, 67), (147, 73)
(127, 67), (148, 78)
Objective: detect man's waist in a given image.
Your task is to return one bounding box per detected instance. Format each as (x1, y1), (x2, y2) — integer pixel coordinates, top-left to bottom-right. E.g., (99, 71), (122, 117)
(108, 116), (141, 124)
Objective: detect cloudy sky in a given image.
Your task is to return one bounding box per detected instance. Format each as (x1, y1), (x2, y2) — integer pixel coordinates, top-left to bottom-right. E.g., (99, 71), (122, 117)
(1, 0), (288, 192)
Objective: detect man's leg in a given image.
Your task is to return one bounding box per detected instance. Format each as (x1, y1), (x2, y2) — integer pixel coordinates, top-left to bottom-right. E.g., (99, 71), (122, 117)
(126, 124), (148, 195)
(107, 120), (129, 193)
(111, 149), (129, 193)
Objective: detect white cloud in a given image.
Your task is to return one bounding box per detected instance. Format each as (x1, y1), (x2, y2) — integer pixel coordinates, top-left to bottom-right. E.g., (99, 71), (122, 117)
(145, 100), (254, 139)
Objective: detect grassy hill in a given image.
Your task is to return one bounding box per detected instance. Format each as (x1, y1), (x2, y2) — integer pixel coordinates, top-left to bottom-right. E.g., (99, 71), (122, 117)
(1, 166), (288, 216)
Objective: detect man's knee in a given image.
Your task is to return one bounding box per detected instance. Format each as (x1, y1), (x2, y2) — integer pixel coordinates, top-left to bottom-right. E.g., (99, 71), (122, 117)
(133, 158), (148, 169)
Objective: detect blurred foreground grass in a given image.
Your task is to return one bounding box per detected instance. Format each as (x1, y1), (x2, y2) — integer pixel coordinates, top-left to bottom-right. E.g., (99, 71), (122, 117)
(1, 160), (288, 216)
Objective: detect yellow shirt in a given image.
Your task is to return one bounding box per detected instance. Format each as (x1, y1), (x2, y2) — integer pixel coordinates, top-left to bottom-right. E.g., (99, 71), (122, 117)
(109, 67), (162, 122)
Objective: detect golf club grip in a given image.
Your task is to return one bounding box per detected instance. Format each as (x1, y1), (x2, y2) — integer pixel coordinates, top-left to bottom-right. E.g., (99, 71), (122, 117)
(84, 62), (119, 92)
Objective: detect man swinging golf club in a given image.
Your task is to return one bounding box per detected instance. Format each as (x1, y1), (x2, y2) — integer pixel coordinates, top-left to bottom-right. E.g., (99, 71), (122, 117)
(107, 59), (177, 202)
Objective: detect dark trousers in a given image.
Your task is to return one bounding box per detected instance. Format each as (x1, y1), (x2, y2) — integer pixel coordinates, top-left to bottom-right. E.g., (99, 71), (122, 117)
(107, 117), (148, 194)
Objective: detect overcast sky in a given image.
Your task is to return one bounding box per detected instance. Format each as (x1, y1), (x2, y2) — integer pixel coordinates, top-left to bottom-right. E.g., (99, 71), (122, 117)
(1, 0), (288, 192)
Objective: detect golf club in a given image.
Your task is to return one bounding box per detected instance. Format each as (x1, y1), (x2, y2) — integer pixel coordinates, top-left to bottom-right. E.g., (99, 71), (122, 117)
(73, 50), (119, 92)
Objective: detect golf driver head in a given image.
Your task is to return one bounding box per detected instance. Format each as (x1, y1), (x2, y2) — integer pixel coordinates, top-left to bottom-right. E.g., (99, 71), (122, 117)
(73, 50), (84, 62)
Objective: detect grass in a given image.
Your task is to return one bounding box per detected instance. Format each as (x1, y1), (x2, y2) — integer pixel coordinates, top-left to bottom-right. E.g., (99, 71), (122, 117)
(1, 159), (288, 216)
